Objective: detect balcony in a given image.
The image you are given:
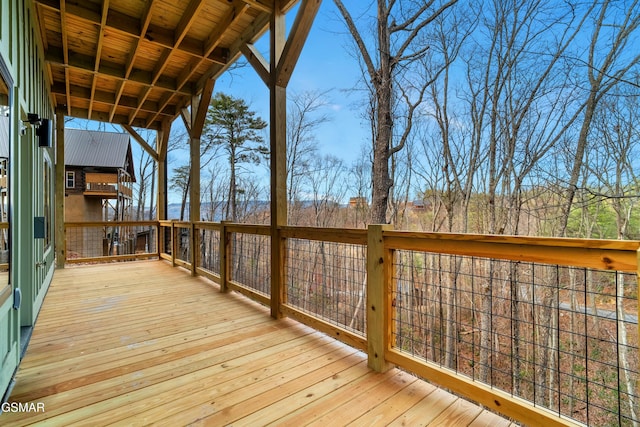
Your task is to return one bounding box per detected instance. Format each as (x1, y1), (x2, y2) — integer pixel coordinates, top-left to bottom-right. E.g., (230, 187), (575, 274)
(3, 260), (513, 425)
(4, 221), (639, 426)
(83, 172), (133, 199)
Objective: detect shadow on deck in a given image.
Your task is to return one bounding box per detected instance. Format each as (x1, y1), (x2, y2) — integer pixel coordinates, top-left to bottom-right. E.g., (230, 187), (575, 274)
(1, 261), (512, 426)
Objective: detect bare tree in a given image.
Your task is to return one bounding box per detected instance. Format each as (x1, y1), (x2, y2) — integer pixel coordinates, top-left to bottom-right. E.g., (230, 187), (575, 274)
(287, 90), (330, 224)
(558, 0), (640, 236)
(306, 154), (348, 228)
(333, 0), (458, 224)
(586, 92), (640, 424)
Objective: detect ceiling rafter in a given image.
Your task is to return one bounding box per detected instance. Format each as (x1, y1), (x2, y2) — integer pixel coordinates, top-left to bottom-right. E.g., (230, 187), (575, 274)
(146, 0), (250, 128)
(132, 0), (207, 126)
(50, 83), (176, 117)
(59, 0), (71, 115)
(33, 0), (306, 130)
(110, 0), (158, 122)
(89, 0), (110, 120)
(276, 0), (321, 87)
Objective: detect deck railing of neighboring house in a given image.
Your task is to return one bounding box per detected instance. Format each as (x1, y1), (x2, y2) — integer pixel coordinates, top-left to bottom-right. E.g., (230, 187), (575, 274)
(68, 220), (639, 426)
(64, 221), (158, 263)
(0, 221), (8, 271)
(83, 172), (133, 198)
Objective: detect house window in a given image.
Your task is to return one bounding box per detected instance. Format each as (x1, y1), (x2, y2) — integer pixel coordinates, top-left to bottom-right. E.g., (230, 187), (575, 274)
(66, 171), (75, 189)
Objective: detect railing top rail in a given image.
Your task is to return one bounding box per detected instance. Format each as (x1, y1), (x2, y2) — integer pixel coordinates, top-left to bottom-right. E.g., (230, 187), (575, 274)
(383, 230), (640, 250)
(384, 230), (640, 272)
(65, 220), (159, 227)
(171, 221), (191, 228)
(280, 226), (368, 245)
(225, 223), (270, 235)
(193, 221), (221, 231)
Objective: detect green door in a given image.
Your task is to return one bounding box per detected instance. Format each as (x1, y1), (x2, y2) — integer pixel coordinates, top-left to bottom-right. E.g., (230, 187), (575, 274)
(0, 63), (18, 400)
(0, 283), (18, 400)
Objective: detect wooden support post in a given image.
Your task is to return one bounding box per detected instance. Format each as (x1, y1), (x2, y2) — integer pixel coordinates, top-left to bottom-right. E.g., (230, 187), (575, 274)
(190, 222), (197, 276)
(367, 224), (394, 372)
(189, 136), (200, 224)
(219, 222), (230, 293)
(157, 120), (170, 221)
(54, 110), (65, 268)
(171, 222), (177, 267)
(269, 3), (287, 319)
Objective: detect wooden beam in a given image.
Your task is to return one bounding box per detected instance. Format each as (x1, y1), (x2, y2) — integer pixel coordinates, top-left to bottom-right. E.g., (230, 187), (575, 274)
(145, 1), (246, 129)
(367, 224), (394, 372)
(270, 2), (286, 320)
(110, 0), (157, 122)
(181, 107), (192, 136)
(122, 124), (158, 162)
(37, 0), (229, 68)
(241, 43), (270, 86)
(55, 111), (66, 268)
(276, 0), (322, 87)
(241, 0), (272, 13)
(182, 76), (214, 227)
(88, 0), (110, 119)
(157, 120), (171, 221)
(191, 78), (215, 139)
(44, 47), (193, 97)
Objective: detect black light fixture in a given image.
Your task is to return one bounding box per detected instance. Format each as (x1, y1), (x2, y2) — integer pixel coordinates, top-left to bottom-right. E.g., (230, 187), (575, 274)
(23, 113), (50, 147)
(26, 113), (41, 126)
(37, 118), (50, 147)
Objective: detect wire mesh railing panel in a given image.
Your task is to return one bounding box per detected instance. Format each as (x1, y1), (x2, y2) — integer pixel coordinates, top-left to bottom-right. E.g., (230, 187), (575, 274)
(229, 232), (270, 296)
(66, 223), (157, 260)
(391, 250), (639, 426)
(197, 228), (220, 275)
(160, 224), (172, 256)
(175, 225), (191, 264)
(286, 239), (367, 336)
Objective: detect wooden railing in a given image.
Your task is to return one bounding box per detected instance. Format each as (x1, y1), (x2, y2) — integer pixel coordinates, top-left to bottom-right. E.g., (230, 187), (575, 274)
(84, 172), (133, 198)
(64, 221), (158, 264)
(69, 220), (640, 426)
(0, 222), (8, 272)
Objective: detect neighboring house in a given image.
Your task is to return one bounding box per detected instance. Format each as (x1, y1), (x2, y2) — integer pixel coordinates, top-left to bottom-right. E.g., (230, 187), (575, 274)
(64, 129), (136, 258)
(64, 128), (135, 222)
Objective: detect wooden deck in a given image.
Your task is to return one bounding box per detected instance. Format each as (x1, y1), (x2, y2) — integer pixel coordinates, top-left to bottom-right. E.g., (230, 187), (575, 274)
(1, 261), (513, 426)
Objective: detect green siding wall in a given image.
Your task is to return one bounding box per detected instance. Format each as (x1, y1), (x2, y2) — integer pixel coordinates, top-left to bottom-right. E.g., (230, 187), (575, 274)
(0, 0), (56, 399)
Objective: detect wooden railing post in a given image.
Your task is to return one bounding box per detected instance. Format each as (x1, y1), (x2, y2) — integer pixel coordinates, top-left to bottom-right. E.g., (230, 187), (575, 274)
(190, 222), (197, 276)
(367, 224), (394, 373)
(171, 221), (177, 267)
(55, 110), (65, 268)
(156, 222), (162, 259)
(219, 222), (230, 293)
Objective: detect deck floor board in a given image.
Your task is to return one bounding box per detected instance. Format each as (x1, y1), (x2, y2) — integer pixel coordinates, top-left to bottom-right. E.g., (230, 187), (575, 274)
(1, 261), (513, 426)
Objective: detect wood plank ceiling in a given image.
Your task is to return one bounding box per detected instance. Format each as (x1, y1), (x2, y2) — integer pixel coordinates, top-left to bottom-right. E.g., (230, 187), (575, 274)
(34, 0), (298, 130)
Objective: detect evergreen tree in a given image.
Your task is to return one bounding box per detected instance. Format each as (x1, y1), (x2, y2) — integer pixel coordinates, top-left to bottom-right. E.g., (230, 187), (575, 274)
(203, 93), (268, 221)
